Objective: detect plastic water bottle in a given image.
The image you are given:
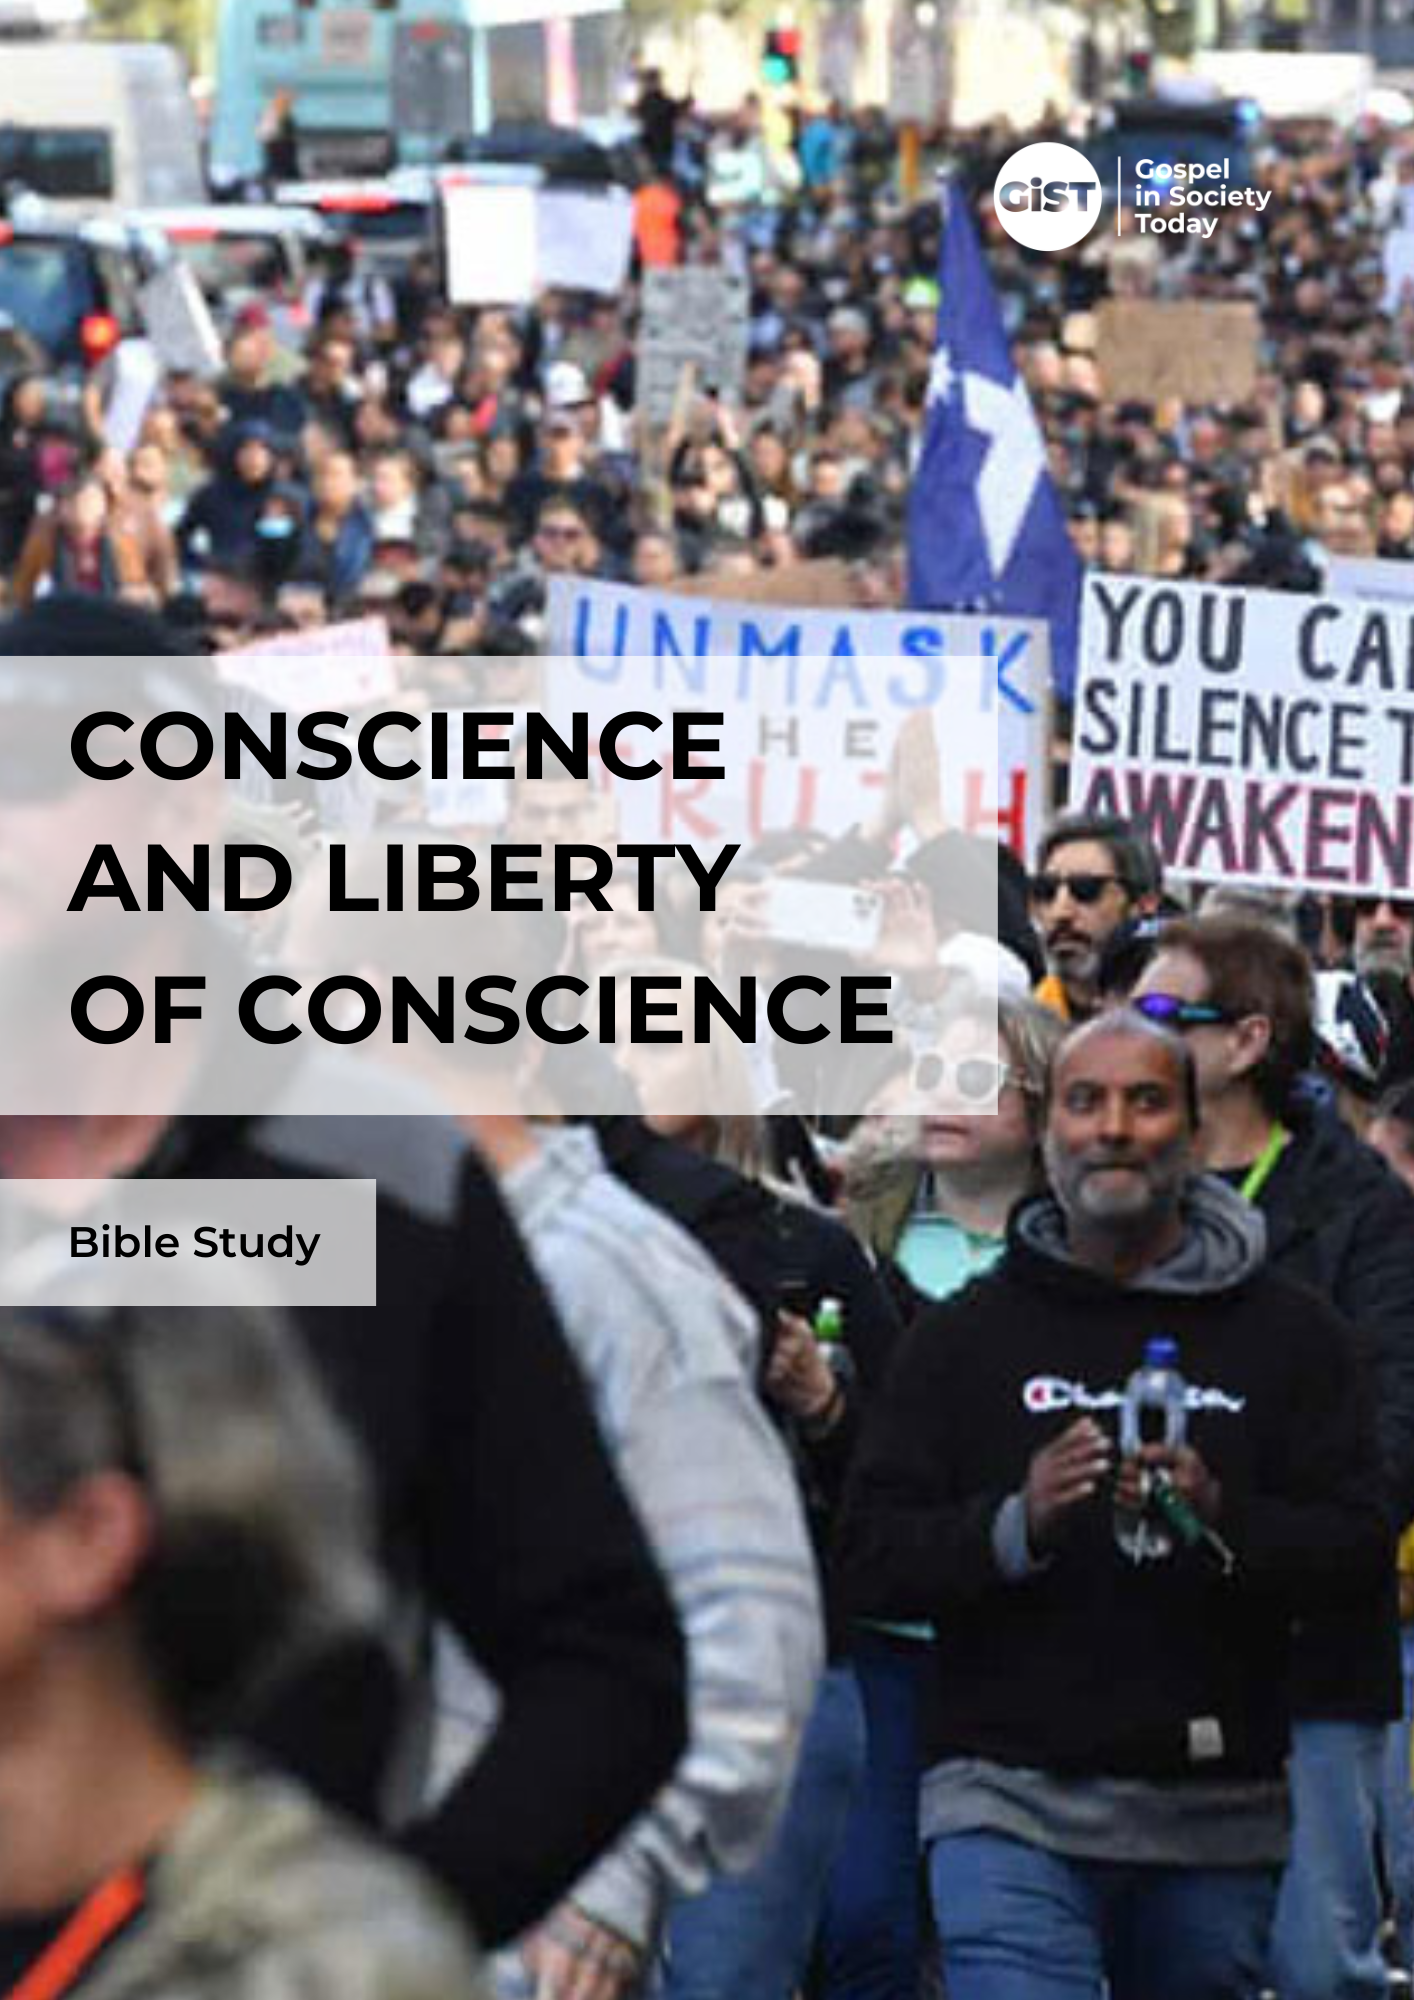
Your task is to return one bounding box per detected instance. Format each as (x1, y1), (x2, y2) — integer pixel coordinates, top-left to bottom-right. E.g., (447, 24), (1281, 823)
(1115, 1336), (1188, 1563)
(813, 1296), (845, 1350)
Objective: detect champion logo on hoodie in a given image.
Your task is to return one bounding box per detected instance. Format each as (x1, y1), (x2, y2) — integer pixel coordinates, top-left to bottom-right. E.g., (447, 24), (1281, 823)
(1021, 1376), (1247, 1417)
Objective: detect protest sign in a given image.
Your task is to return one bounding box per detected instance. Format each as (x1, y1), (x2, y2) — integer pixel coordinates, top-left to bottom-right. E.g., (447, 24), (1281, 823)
(546, 577), (1049, 859)
(218, 619), (397, 713)
(538, 189), (634, 295)
(103, 339), (163, 455)
(638, 268), (749, 426)
(1385, 229), (1414, 314)
(443, 182), (538, 305)
(422, 710), (528, 829)
(1325, 553), (1414, 606)
(1094, 300), (1260, 406)
(440, 179), (632, 302)
(1070, 574), (1414, 896)
(138, 263), (222, 376)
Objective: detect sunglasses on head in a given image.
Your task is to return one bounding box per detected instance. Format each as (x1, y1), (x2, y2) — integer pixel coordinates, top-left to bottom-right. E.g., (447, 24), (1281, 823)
(1132, 993), (1236, 1031)
(1030, 871), (1126, 907)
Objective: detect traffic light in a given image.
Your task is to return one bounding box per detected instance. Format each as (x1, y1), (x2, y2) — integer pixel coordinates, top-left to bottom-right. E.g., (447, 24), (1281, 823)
(762, 26), (801, 85)
(1124, 48), (1153, 91)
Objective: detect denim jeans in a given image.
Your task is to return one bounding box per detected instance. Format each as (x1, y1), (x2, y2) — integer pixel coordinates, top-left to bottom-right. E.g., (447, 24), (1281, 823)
(654, 1664), (866, 2000)
(1269, 1718), (1392, 2000)
(815, 1632), (930, 2000)
(928, 1829), (1278, 2000)
(1381, 1632), (1414, 1973)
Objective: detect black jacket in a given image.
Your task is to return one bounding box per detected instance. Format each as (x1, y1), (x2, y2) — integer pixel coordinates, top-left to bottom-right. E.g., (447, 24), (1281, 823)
(127, 1111), (688, 1947)
(594, 1116), (904, 1652)
(1236, 1109), (1414, 1718)
(837, 1194), (1389, 1784)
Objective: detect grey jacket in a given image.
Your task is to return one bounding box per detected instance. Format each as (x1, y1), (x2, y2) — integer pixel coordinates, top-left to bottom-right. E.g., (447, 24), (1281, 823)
(80, 1766), (489, 2000)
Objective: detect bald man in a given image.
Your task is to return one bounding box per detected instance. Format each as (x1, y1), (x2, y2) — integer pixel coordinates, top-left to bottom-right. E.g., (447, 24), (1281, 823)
(839, 1012), (1389, 2000)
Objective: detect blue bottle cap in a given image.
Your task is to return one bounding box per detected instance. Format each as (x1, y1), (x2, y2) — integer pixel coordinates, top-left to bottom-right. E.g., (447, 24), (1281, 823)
(1144, 1336), (1179, 1367)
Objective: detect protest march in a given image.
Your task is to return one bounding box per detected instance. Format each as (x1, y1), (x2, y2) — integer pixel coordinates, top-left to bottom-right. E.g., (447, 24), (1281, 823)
(5, 21), (1414, 2000)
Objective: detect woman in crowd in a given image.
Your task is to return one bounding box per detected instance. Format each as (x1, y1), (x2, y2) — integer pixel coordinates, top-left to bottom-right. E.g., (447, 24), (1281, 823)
(0, 1303), (488, 1998)
(10, 472), (147, 610)
(814, 992), (1063, 2000)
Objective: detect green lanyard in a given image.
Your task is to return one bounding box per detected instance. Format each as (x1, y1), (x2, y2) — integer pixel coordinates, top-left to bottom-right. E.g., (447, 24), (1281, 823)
(1240, 1123), (1290, 1205)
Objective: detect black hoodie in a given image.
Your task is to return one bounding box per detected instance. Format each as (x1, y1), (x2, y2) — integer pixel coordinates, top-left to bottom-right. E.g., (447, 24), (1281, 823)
(837, 1178), (1389, 1786)
(1225, 1105), (1414, 1718)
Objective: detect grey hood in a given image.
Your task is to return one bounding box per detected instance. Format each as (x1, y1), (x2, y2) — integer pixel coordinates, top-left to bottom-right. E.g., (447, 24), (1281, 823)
(1014, 1172), (1266, 1296)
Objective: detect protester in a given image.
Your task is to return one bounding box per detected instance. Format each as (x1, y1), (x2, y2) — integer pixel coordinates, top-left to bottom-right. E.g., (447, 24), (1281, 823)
(1031, 815), (1163, 1025)
(0, 595), (691, 1956)
(0, 1303), (487, 1999)
(1132, 916), (1414, 1998)
(838, 1010), (1390, 2000)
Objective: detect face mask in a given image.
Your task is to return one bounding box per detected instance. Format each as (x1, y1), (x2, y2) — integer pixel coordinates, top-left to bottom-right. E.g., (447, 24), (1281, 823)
(257, 515), (297, 541)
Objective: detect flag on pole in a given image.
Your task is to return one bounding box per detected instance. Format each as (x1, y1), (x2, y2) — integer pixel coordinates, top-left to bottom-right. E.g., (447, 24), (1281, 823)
(906, 179), (1083, 697)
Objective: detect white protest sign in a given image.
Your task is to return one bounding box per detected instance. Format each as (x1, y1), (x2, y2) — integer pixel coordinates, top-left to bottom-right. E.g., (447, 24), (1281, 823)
(546, 577), (1049, 860)
(1384, 228), (1414, 313)
(443, 182), (538, 305)
(138, 263), (222, 377)
(217, 618), (397, 713)
(103, 339), (163, 455)
(1071, 574), (1414, 897)
(1324, 553), (1414, 606)
(422, 710), (529, 828)
(538, 188), (634, 295)
(638, 268), (749, 426)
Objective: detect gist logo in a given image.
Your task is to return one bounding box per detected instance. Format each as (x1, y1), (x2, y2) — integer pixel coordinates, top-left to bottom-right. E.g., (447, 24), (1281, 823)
(993, 141), (1101, 252)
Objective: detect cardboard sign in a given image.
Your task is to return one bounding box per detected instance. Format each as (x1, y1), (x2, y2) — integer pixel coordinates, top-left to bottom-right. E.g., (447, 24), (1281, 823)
(137, 263), (222, 377)
(1070, 574), (1414, 896)
(545, 577), (1050, 860)
(638, 268), (749, 426)
(1094, 300), (1260, 406)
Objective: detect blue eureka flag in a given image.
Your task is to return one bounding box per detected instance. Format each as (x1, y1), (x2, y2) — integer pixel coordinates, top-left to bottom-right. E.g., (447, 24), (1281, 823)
(907, 180), (1082, 698)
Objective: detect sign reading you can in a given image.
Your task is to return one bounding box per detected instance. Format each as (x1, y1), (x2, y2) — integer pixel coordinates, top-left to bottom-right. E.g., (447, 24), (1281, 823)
(1070, 574), (1414, 896)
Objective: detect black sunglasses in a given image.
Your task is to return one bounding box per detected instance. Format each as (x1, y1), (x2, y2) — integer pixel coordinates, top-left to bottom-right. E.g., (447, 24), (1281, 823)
(1031, 871), (1127, 908)
(1133, 993), (1236, 1032)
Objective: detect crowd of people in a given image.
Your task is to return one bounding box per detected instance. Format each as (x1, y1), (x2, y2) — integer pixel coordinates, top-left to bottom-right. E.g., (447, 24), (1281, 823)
(2, 51), (1414, 2000)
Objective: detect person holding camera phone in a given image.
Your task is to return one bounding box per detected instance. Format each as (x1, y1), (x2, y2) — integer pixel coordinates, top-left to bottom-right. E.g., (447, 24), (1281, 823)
(838, 1010), (1389, 2000)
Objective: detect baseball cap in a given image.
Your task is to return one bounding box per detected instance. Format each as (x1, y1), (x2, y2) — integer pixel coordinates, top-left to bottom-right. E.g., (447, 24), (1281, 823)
(545, 361), (592, 409)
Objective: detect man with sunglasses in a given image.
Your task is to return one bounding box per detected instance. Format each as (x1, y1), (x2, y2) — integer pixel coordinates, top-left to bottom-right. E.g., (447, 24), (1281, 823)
(1351, 894), (1414, 986)
(838, 1008), (1387, 2000)
(1133, 915), (1414, 2000)
(1030, 814), (1163, 1026)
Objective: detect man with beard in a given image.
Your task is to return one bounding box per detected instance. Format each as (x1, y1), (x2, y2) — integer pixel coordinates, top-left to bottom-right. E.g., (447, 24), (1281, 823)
(838, 1011), (1389, 2000)
(1031, 814), (1162, 1023)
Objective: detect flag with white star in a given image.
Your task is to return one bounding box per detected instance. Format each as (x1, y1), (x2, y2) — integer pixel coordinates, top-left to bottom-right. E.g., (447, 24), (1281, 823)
(907, 181), (1082, 697)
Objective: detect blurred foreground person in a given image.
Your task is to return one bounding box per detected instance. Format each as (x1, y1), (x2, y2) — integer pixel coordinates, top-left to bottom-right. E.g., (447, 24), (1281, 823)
(0, 597), (690, 1953)
(839, 1012), (1389, 2000)
(0, 1305), (488, 1999)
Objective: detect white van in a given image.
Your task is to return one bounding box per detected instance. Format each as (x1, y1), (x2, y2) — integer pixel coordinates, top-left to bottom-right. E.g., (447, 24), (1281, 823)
(0, 40), (204, 213)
